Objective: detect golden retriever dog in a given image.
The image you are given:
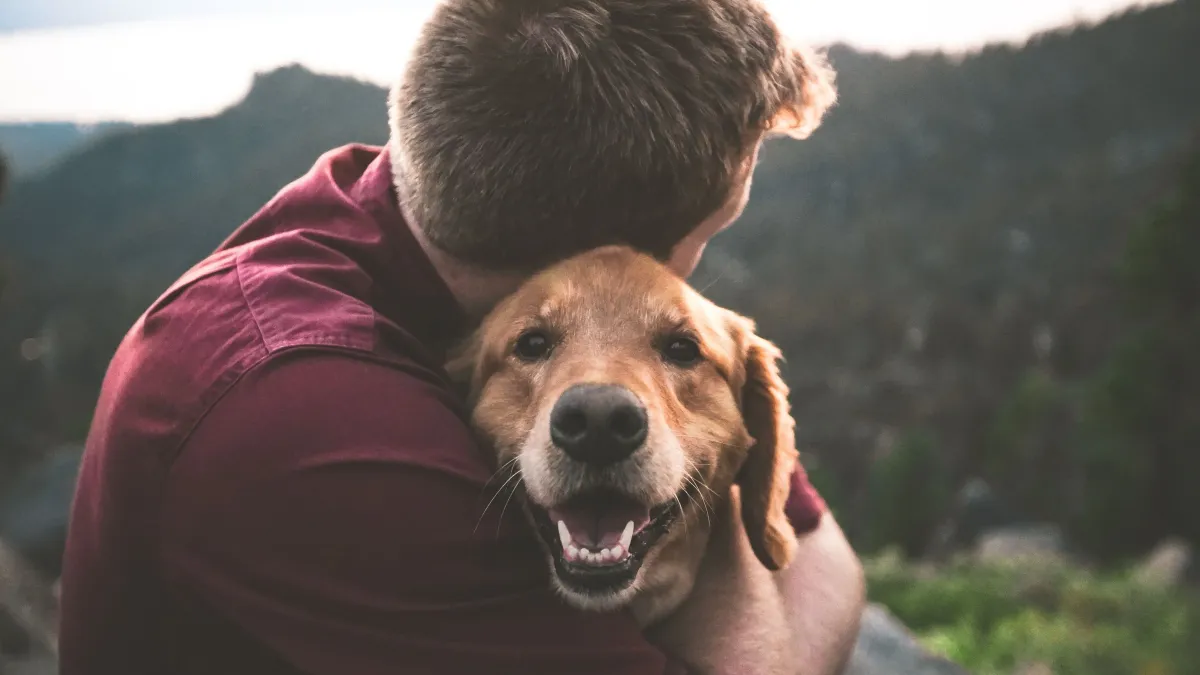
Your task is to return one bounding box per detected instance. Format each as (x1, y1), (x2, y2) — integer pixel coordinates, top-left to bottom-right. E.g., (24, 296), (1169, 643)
(448, 245), (800, 632)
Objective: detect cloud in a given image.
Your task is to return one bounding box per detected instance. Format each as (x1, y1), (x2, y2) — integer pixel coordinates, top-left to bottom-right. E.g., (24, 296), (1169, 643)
(0, 0), (1167, 123)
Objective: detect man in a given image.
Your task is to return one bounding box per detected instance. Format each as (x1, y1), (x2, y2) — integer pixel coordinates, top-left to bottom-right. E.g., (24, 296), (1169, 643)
(59, 0), (864, 673)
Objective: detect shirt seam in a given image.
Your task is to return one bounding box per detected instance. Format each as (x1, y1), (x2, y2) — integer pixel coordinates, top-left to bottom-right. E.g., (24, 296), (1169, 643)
(234, 249), (270, 352)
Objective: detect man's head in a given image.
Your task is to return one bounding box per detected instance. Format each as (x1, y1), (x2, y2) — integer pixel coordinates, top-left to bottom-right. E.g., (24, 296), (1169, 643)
(389, 0), (836, 276)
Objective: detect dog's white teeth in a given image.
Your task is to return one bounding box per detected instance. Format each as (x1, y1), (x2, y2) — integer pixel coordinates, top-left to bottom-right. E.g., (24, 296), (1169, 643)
(557, 520), (571, 548)
(576, 545), (628, 566)
(620, 520), (635, 550)
(558, 522), (633, 566)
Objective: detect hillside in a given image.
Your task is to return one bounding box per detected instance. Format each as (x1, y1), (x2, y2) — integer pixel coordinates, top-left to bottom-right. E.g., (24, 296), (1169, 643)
(0, 65), (388, 285)
(0, 65), (387, 478)
(0, 123), (132, 179)
(691, 0), (1200, 538)
(1, 0), (1199, 557)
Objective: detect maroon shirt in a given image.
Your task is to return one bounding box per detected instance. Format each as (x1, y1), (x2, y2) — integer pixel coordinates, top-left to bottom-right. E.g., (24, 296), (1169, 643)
(59, 144), (826, 675)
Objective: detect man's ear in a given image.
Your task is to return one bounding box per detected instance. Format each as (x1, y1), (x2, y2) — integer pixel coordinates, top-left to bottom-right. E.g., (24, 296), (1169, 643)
(736, 331), (800, 572)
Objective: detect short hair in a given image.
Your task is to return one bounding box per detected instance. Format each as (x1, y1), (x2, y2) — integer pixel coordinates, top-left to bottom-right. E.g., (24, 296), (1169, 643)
(389, 0), (836, 271)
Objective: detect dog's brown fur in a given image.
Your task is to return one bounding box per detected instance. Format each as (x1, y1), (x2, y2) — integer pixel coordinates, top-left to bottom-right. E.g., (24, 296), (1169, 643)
(449, 245), (799, 626)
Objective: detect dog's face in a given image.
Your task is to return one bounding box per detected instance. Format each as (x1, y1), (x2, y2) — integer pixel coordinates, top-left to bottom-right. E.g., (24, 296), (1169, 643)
(449, 246), (799, 610)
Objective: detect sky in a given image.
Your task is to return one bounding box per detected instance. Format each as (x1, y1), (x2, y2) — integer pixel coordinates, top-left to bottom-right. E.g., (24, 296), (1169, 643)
(0, 0), (1170, 123)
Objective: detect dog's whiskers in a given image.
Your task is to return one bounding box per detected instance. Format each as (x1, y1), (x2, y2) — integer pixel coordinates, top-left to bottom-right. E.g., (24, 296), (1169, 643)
(672, 431), (727, 451)
(475, 466), (523, 534)
(681, 457), (718, 530)
(482, 455), (521, 490)
(673, 489), (691, 539)
(683, 474), (714, 530)
(696, 267), (727, 295)
(694, 478), (719, 501)
(686, 475), (716, 529)
(683, 455), (720, 497)
(495, 471), (525, 538)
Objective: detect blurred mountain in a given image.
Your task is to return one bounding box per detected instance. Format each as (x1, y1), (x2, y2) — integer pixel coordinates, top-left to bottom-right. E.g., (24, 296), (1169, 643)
(1, 1), (1199, 558)
(691, 0), (1200, 536)
(0, 123), (131, 179)
(0, 65), (388, 286)
(0, 65), (388, 482)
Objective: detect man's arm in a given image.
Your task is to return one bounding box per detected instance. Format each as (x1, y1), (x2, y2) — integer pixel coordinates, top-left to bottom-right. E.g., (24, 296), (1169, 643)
(159, 352), (689, 675)
(647, 490), (864, 675)
(779, 457), (867, 674)
(781, 514), (866, 675)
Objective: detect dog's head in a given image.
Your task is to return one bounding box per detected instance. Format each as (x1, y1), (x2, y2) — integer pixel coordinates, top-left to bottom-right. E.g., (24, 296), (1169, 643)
(449, 246), (798, 610)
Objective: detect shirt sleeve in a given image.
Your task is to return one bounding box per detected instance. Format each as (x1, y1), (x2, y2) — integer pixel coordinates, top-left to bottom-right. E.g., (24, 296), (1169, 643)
(785, 460), (828, 536)
(159, 351), (691, 675)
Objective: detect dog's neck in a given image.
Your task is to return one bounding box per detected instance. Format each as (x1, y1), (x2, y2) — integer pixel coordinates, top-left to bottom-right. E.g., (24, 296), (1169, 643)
(628, 497), (729, 627)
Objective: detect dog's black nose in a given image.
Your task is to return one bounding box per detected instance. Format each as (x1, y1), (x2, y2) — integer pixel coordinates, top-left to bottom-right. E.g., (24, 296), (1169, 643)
(550, 384), (648, 465)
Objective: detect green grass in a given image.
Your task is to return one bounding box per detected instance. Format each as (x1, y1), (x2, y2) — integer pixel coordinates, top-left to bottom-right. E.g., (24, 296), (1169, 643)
(864, 551), (1200, 675)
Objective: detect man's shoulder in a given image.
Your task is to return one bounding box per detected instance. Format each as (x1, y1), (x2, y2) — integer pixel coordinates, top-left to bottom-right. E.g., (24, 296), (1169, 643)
(103, 243), (440, 461)
(185, 348), (491, 485)
(100, 141), (466, 467)
(117, 242), (371, 399)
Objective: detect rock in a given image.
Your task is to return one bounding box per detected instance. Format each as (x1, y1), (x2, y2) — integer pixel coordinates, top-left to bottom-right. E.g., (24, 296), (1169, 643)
(844, 604), (971, 675)
(927, 479), (1019, 560)
(974, 524), (1066, 566)
(1133, 538), (1192, 587)
(1, 653), (59, 675)
(0, 538), (58, 674)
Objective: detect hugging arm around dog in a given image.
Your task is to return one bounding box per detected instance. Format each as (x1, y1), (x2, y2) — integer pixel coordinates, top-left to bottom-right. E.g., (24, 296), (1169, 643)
(143, 306), (853, 674)
(58, 1), (865, 673)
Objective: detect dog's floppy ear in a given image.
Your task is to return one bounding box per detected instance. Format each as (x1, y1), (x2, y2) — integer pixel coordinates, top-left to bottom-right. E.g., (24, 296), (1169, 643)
(445, 330), (487, 405)
(445, 295), (523, 406)
(736, 329), (800, 572)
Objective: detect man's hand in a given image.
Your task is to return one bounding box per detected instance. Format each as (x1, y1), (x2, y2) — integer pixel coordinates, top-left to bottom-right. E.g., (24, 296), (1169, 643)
(648, 493), (865, 675)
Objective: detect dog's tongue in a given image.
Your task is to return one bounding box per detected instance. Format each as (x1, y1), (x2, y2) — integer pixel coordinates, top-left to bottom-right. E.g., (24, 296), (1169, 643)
(549, 493), (652, 549)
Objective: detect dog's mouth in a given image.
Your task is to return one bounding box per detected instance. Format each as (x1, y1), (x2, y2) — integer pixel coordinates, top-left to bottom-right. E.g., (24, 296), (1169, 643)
(527, 487), (688, 596)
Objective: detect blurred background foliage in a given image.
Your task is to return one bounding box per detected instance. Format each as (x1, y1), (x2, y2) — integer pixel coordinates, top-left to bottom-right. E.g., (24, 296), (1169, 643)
(866, 551), (1200, 675)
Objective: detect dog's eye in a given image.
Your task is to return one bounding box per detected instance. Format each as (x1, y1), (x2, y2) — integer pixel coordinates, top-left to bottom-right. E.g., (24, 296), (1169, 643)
(514, 330), (553, 361)
(662, 336), (702, 366)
